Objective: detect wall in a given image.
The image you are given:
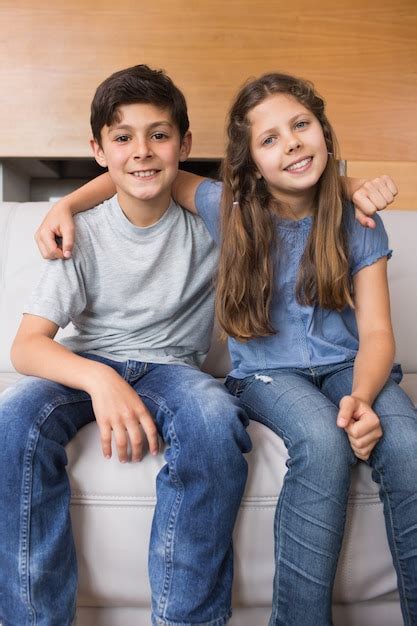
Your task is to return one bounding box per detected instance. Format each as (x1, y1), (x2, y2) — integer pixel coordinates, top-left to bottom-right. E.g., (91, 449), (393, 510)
(0, 0), (415, 206)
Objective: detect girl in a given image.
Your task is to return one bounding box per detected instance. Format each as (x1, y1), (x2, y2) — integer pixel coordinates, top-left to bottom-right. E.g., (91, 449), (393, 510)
(192, 73), (417, 626)
(35, 74), (414, 626)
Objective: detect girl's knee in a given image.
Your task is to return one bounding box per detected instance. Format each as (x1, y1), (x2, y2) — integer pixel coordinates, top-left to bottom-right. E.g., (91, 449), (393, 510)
(293, 426), (354, 477)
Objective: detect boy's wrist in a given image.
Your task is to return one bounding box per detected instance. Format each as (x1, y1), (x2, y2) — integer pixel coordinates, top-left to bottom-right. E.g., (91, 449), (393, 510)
(82, 360), (117, 395)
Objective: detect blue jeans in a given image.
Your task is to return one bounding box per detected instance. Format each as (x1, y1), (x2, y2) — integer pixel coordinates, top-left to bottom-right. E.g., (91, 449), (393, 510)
(226, 360), (417, 626)
(0, 355), (251, 626)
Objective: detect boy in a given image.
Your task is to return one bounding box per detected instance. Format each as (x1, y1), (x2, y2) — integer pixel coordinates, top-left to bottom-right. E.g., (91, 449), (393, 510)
(0, 65), (251, 626)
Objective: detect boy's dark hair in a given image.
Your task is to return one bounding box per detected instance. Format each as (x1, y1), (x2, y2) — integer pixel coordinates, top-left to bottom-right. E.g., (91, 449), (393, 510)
(91, 64), (189, 145)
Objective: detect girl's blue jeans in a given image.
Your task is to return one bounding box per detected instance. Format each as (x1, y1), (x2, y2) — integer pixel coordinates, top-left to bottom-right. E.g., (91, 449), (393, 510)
(0, 355), (251, 626)
(226, 359), (417, 626)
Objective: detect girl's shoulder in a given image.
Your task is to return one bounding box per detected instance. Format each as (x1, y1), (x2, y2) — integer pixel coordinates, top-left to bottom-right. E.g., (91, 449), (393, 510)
(342, 200), (388, 240)
(342, 201), (392, 276)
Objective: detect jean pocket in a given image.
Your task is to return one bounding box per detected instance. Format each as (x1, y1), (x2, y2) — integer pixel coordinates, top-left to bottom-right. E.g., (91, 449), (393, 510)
(225, 375), (253, 398)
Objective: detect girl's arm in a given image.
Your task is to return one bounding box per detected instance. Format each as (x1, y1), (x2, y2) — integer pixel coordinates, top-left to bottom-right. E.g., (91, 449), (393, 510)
(349, 256), (395, 403)
(336, 257), (395, 459)
(11, 314), (159, 461)
(171, 170), (206, 214)
(35, 172), (116, 259)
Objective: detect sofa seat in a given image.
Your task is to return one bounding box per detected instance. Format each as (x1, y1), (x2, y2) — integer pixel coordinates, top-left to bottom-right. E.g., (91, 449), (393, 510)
(1, 203), (417, 625)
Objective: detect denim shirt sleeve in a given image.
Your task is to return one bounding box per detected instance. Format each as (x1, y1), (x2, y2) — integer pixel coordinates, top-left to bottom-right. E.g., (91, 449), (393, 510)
(347, 203), (393, 276)
(195, 178), (223, 245)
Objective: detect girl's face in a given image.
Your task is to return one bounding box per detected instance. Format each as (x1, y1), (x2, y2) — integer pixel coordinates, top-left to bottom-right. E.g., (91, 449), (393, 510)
(249, 93), (328, 214)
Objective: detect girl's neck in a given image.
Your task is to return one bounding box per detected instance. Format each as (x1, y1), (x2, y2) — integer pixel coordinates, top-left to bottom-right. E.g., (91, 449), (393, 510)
(273, 188), (316, 221)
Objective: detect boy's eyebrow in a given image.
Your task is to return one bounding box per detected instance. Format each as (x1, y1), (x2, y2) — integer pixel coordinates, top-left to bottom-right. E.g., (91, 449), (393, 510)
(109, 121), (174, 132)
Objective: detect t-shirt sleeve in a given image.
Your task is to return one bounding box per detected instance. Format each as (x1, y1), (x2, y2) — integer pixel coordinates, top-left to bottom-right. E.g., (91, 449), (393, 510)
(24, 244), (87, 328)
(347, 205), (392, 276)
(194, 178), (223, 244)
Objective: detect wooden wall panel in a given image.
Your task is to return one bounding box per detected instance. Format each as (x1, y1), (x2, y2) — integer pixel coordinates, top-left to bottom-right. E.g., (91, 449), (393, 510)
(0, 0), (416, 161)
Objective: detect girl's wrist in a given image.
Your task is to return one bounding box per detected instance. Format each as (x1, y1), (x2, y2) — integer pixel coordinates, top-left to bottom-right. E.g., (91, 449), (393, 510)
(351, 391), (373, 406)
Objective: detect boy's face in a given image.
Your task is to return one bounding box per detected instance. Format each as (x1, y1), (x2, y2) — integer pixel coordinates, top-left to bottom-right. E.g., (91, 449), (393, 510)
(92, 103), (191, 224)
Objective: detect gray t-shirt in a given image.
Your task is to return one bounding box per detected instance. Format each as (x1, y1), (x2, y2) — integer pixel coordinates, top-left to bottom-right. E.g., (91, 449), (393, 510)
(26, 195), (218, 368)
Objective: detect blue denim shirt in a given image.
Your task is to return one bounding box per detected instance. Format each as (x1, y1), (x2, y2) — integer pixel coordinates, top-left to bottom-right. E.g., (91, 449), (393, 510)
(196, 179), (392, 379)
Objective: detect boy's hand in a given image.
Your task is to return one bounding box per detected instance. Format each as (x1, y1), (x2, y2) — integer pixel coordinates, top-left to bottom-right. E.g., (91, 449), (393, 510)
(88, 367), (160, 463)
(35, 200), (76, 260)
(350, 176), (398, 229)
(337, 395), (383, 461)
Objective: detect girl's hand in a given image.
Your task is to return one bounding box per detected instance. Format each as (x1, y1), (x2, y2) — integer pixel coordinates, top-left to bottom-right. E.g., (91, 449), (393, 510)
(87, 367), (160, 463)
(337, 395), (383, 461)
(35, 199), (76, 260)
(350, 175), (398, 229)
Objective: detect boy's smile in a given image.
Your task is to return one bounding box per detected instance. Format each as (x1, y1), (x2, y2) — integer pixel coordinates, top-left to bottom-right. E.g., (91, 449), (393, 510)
(92, 103), (191, 226)
(249, 93), (328, 218)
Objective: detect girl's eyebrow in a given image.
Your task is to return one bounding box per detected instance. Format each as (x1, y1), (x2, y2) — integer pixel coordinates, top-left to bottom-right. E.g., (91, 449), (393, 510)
(255, 127), (278, 141)
(254, 112), (313, 141)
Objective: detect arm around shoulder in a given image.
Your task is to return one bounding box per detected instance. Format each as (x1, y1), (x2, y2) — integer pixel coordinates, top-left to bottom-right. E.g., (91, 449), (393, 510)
(172, 170), (207, 214)
(35, 172), (116, 260)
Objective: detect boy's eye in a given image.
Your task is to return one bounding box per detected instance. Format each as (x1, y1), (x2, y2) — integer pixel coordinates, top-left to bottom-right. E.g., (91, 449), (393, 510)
(115, 135), (130, 143)
(152, 132), (168, 140)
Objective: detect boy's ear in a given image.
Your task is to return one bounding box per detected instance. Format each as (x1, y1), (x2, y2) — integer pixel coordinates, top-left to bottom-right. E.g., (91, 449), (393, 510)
(179, 131), (192, 162)
(90, 138), (108, 168)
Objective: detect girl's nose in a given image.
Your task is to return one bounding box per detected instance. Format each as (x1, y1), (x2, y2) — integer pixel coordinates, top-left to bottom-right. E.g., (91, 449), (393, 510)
(286, 135), (302, 153)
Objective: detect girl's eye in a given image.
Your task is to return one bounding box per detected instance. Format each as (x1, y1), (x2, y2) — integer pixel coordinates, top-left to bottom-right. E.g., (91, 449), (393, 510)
(262, 136), (276, 146)
(295, 120), (309, 130)
(115, 135), (130, 143)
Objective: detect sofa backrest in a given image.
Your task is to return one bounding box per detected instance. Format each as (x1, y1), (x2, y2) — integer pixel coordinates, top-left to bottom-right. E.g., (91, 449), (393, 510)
(1, 203), (416, 374)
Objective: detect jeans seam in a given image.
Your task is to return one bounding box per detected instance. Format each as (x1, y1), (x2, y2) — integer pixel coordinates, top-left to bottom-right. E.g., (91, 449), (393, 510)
(270, 480), (288, 626)
(373, 464), (412, 624)
(19, 393), (90, 626)
(143, 399), (185, 620)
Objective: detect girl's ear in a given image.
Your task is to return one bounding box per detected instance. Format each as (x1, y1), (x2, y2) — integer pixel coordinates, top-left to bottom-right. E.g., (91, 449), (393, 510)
(179, 131), (192, 162)
(90, 138), (107, 168)
(255, 170), (263, 180)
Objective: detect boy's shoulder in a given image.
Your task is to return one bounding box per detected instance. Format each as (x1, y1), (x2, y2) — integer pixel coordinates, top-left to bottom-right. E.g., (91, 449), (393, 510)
(71, 197), (116, 249)
(74, 198), (113, 228)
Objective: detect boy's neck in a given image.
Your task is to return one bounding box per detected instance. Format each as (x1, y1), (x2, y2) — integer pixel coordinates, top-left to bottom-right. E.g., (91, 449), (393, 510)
(116, 189), (172, 227)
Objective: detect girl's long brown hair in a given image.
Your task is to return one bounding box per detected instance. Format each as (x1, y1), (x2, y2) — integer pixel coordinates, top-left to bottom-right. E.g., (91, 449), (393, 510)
(217, 73), (352, 342)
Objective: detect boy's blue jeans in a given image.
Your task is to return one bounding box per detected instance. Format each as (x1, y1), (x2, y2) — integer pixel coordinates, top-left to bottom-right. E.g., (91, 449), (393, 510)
(0, 355), (251, 626)
(226, 360), (417, 626)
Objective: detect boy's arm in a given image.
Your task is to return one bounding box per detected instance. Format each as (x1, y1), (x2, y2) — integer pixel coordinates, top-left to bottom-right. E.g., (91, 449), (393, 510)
(35, 172), (116, 259)
(11, 314), (159, 462)
(336, 257), (394, 459)
(343, 175), (398, 228)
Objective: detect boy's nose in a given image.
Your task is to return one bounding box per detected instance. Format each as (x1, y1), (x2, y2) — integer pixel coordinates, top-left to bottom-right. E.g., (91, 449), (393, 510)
(133, 140), (153, 159)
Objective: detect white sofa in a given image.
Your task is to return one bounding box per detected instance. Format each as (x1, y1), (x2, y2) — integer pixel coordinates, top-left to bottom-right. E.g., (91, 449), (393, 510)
(1, 202), (416, 626)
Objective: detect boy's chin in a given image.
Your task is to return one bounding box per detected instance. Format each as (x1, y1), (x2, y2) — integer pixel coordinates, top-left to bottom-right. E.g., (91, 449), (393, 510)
(117, 187), (172, 205)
